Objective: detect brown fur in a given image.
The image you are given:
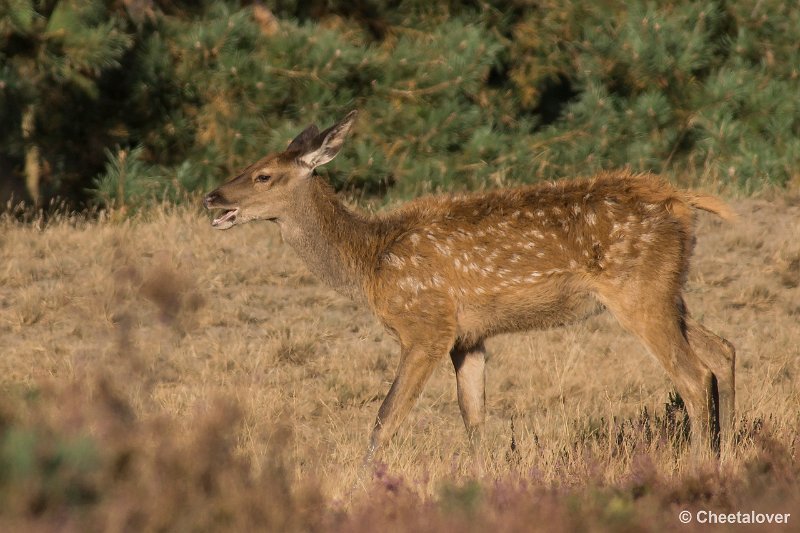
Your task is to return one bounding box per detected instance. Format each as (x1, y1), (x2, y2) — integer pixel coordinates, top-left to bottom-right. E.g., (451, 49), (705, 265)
(204, 113), (736, 463)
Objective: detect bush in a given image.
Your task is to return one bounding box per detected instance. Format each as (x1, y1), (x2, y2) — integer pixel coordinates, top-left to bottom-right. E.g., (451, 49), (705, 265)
(1, 1), (798, 209)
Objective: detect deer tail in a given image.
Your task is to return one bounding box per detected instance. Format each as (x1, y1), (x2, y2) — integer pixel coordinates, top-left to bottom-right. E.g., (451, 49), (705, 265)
(684, 193), (737, 222)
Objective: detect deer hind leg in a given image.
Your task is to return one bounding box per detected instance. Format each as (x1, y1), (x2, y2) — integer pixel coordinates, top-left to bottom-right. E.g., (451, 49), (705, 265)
(598, 287), (719, 458)
(364, 337), (453, 465)
(450, 340), (487, 453)
(685, 317), (735, 450)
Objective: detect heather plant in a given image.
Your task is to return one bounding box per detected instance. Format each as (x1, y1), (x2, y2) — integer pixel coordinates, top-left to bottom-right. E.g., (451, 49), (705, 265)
(0, 373), (797, 531)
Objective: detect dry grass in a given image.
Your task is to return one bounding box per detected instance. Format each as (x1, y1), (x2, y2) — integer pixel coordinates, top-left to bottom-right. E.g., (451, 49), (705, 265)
(1, 196), (799, 531)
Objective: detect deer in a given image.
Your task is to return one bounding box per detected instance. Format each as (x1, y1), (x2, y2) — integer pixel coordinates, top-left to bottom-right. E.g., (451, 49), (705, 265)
(203, 111), (736, 464)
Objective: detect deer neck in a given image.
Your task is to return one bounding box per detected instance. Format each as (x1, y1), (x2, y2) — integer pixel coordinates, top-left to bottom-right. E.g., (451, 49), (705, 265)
(277, 177), (380, 301)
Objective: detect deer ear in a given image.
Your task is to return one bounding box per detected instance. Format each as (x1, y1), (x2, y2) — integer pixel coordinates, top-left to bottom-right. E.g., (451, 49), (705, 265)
(297, 110), (358, 169)
(287, 124), (320, 152)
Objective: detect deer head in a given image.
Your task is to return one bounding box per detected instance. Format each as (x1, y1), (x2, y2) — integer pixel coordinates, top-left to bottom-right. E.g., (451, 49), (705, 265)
(203, 110), (357, 229)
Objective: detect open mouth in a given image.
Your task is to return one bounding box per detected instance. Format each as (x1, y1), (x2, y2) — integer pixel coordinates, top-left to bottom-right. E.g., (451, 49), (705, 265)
(211, 208), (239, 230)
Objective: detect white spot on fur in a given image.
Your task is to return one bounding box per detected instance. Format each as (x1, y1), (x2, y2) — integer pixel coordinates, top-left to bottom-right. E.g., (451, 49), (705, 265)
(409, 233), (421, 245)
(398, 276), (425, 294)
(434, 242), (451, 256)
(384, 253), (405, 269)
(586, 212), (597, 226)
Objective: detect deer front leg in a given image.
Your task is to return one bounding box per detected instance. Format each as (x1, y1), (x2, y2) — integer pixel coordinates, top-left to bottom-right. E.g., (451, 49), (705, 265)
(363, 344), (448, 465)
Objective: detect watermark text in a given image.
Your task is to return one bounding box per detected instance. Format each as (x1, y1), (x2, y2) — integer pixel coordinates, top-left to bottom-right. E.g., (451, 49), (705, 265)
(679, 510), (790, 525)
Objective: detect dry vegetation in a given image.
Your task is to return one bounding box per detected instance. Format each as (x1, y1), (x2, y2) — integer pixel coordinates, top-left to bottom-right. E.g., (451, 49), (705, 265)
(1, 193), (799, 531)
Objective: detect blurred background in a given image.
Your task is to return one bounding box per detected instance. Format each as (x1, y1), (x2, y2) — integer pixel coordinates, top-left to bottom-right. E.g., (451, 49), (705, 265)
(1, 0), (798, 210)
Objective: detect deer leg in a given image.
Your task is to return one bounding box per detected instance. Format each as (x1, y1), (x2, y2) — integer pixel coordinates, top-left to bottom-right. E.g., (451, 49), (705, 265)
(363, 343), (449, 465)
(450, 341), (487, 451)
(685, 317), (736, 450)
(600, 291), (719, 459)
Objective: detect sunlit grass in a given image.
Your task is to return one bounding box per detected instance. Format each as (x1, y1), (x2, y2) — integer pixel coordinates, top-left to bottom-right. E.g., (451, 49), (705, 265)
(1, 197), (798, 530)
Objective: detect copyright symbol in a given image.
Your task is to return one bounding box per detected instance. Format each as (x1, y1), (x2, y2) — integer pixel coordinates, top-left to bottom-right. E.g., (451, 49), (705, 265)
(679, 510), (692, 524)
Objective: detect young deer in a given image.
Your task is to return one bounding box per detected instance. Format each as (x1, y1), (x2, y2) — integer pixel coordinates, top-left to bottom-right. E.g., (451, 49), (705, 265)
(204, 111), (736, 461)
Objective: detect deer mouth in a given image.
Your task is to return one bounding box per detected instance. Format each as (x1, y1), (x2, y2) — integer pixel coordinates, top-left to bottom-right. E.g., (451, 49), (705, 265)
(211, 208), (239, 230)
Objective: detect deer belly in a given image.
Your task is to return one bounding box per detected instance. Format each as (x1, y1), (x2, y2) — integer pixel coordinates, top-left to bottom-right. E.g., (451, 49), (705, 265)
(455, 286), (602, 339)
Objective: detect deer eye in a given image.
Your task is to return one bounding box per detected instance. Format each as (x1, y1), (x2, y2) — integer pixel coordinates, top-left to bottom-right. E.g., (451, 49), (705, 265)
(255, 174), (271, 183)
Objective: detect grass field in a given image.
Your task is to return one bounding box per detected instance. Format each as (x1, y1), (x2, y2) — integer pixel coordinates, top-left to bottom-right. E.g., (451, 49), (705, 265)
(1, 191), (799, 531)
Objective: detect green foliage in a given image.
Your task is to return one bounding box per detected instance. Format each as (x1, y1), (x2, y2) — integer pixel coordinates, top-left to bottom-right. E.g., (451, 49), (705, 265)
(510, 0), (800, 188)
(0, 0), (36, 34)
(93, 146), (162, 208)
(0, 426), (100, 511)
(440, 480), (483, 516)
(1, 0), (798, 209)
(0, 0), (135, 203)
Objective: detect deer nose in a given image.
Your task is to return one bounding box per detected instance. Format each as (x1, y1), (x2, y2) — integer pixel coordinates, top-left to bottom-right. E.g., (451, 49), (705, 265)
(203, 192), (219, 209)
